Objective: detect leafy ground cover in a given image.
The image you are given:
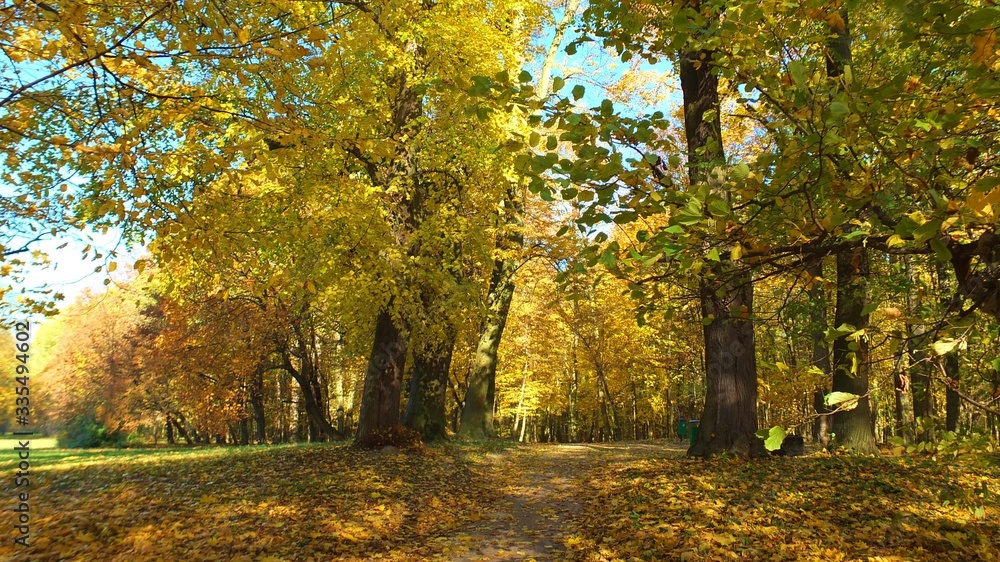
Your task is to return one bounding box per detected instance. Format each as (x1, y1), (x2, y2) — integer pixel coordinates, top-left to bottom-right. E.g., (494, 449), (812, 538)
(3, 442), (506, 561)
(568, 449), (1000, 561)
(2, 441), (998, 561)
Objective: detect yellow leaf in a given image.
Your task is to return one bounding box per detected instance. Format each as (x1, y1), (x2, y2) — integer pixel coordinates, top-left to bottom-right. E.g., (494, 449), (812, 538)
(730, 243), (743, 261)
(827, 12), (846, 32)
(973, 30), (997, 66)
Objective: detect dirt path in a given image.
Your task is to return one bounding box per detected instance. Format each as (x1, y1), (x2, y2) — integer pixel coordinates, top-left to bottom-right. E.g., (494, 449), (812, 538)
(442, 442), (686, 561)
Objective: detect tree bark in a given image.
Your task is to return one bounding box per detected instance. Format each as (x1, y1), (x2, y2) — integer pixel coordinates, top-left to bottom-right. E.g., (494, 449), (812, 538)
(679, 14), (764, 457)
(459, 248), (518, 438)
(821, 8), (877, 454)
(250, 365), (267, 444)
(404, 327), (457, 441)
(937, 262), (961, 432)
(568, 334), (579, 442)
(281, 347), (340, 441)
(355, 307), (408, 444)
(689, 274), (764, 457)
(808, 261), (833, 446)
(893, 334), (914, 442)
(165, 412), (175, 445)
(831, 244), (878, 453)
(171, 412), (194, 445)
(906, 258), (934, 438)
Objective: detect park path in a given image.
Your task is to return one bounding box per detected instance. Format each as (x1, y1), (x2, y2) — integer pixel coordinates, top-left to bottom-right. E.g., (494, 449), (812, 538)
(441, 442), (686, 561)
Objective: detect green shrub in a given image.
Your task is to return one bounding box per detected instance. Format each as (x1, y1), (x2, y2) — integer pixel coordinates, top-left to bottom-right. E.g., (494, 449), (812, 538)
(58, 414), (123, 448)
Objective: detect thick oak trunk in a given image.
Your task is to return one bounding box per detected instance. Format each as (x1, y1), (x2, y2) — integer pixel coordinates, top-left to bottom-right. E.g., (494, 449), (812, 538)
(356, 307), (408, 445)
(689, 274), (764, 457)
(679, 28), (763, 457)
(831, 245), (878, 453)
(404, 328), (457, 441)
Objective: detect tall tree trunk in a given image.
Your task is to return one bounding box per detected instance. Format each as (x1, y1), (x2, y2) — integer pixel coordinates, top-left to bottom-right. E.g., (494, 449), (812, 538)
(165, 412), (175, 445)
(595, 359), (619, 440)
(171, 412), (194, 445)
(239, 417), (250, 446)
(691, 277), (763, 457)
(514, 364), (529, 441)
(404, 327), (457, 441)
(936, 262), (961, 432)
(459, 249), (518, 438)
(250, 365), (267, 444)
(893, 333), (914, 442)
(282, 348), (341, 440)
(680, 15), (763, 456)
(459, 0), (578, 440)
(809, 260), (833, 445)
(568, 334), (579, 442)
(350, 46), (426, 446)
(831, 244), (877, 453)
(906, 258), (934, 439)
(631, 377), (640, 440)
(356, 307), (408, 444)
(823, 8), (877, 454)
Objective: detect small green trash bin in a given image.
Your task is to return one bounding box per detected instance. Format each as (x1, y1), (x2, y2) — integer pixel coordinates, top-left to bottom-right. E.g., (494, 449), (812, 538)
(678, 419), (687, 440)
(687, 419), (700, 446)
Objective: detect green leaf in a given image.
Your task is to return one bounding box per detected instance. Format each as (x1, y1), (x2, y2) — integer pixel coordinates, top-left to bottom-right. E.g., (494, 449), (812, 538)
(572, 85), (586, 100)
(707, 199), (730, 217)
(789, 60), (807, 88)
(552, 77), (565, 93)
(930, 237), (952, 262)
(707, 248), (720, 262)
(758, 426), (786, 452)
(829, 101), (849, 121)
(913, 219), (942, 244)
(931, 339), (959, 356)
(975, 177), (1000, 192)
(518, 70), (532, 83)
(824, 392), (860, 411)
(613, 211), (638, 224)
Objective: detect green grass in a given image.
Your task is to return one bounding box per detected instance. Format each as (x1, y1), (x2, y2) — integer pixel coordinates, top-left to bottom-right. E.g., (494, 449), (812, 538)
(0, 439), (330, 471)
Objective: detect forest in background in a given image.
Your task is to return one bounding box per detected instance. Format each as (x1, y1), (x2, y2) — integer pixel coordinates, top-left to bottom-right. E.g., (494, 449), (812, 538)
(1, 0), (999, 458)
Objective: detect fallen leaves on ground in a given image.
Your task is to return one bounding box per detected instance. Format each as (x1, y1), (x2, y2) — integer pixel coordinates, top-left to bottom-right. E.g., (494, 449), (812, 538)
(567, 450), (1000, 562)
(2, 443), (506, 561)
(5, 441), (999, 561)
